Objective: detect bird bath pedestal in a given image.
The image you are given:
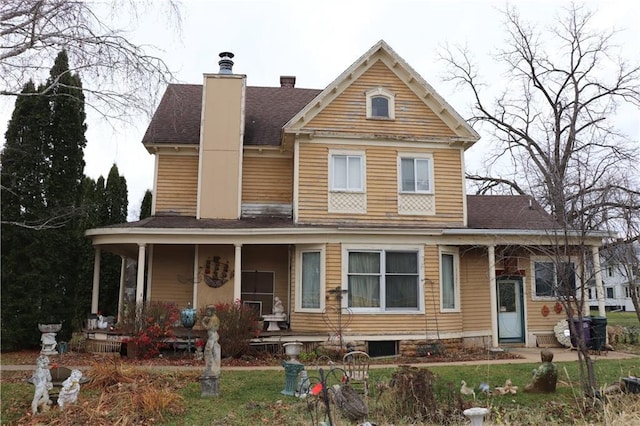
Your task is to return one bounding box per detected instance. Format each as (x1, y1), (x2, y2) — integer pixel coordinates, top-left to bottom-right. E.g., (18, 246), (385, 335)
(463, 407), (489, 426)
(38, 324), (62, 355)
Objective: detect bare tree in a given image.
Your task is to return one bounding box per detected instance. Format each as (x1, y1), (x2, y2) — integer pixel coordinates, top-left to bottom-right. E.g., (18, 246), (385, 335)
(440, 3), (640, 396)
(441, 3), (640, 228)
(1, 0), (181, 120)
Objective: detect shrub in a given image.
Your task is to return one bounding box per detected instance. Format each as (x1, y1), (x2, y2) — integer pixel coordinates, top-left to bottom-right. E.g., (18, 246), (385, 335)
(120, 301), (180, 359)
(201, 300), (260, 358)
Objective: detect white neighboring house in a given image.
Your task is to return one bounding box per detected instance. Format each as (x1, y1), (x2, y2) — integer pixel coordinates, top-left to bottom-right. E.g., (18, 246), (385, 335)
(589, 245), (639, 313)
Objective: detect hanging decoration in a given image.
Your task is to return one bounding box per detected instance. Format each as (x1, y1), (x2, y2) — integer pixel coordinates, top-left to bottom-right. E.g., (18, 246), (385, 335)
(554, 301), (563, 314)
(541, 305), (550, 317)
(202, 256), (234, 288)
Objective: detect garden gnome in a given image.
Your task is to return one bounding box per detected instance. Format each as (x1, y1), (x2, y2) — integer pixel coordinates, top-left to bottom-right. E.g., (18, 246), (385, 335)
(31, 355), (53, 414)
(202, 306), (221, 377)
(524, 349), (558, 393)
(58, 369), (83, 409)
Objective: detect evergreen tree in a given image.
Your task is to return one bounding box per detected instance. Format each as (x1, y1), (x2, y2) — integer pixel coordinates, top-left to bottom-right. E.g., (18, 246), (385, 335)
(1, 51), (88, 348)
(99, 165), (129, 316)
(1, 81), (51, 349)
(140, 190), (153, 220)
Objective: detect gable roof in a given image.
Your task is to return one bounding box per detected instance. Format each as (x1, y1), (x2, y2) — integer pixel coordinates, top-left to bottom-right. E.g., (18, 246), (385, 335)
(284, 40), (480, 146)
(142, 84), (320, 147)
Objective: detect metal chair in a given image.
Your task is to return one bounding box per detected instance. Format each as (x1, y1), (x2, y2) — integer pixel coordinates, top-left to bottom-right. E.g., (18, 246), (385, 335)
(342, 350), (370, 397)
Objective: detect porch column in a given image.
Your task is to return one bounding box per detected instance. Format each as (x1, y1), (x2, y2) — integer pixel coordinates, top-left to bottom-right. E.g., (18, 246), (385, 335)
(234, 244), (242, 301)
(192, 245), (199, 307)
(488, 245), (499, 348)
(117, 256), (126, 321)
(145, 245), (154, 301)
(136, 243), (146, 304)
(91, 248), (101, 313)
(592, 245), (606, 317)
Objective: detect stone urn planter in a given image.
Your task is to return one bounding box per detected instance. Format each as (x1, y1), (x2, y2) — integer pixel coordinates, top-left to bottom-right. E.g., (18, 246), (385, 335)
(283, 342), (303, 362)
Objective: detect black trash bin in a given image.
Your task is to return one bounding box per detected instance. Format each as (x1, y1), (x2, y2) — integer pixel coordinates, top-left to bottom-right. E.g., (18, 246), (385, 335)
(570, 317), (591, 349)
(589, 316), (607, 351)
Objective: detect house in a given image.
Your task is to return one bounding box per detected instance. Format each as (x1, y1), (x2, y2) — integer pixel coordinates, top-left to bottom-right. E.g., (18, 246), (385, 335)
(86, 41), (608, 355)
(588, 245), (639, 312)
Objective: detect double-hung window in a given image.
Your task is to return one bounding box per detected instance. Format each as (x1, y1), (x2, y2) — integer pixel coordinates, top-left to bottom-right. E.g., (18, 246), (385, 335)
(297, 247), (324, 312)
(346, 249), (420, 311)
(533, 260), (576, 298)
(440, 248), (459, 311)
(400, 157), (432, 193)
(331, 154), (363, 192)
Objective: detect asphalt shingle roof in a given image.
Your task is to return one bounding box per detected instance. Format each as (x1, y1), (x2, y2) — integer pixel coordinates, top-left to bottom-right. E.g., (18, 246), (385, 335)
(142, 84), (321, 146)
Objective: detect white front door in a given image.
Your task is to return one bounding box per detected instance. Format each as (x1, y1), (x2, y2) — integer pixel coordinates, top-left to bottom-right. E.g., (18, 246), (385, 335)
(497, 279), (524, 342)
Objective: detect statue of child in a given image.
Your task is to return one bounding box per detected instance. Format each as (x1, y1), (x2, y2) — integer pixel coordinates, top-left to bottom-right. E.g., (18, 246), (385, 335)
(31, 355), (53, 414)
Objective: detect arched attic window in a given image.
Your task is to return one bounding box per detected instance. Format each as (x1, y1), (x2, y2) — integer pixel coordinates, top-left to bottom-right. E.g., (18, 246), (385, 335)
(366, 87), (395, 120)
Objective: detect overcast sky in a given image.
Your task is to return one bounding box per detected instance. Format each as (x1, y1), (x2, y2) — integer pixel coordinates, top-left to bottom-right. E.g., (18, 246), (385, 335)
(1, 0), (638, 220)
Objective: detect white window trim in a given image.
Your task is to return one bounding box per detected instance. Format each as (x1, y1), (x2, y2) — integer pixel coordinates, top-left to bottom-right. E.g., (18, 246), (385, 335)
(365, 87), (395, 120)
(439, 246), (460, 312)
(341, 244), (424, 314)
(397, 153), (434, 194)
(530, 256), (579, 301)
(328, 149), (366, 193)
(295, 245), (326, 313)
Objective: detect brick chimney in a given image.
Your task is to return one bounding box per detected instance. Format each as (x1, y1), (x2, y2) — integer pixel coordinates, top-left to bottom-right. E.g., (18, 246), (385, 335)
(280, 76), (296, 88)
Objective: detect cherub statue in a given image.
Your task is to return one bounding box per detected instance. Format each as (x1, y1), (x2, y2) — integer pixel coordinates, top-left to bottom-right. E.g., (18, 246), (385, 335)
(31, 355), (53, 414)
(273, 296), (285, 315)
(58, 369), (83, 409)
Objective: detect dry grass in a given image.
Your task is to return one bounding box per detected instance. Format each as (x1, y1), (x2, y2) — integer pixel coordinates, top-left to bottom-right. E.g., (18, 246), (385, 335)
(11, 359), (188, 425)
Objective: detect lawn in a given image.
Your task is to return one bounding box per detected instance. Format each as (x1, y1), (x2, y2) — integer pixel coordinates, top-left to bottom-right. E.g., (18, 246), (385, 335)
(605, 311), (640, 329)
(3, 358), (639, 425)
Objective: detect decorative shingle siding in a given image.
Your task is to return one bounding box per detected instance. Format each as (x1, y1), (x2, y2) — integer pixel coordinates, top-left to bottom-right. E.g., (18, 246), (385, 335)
(155, 154), (198, 216)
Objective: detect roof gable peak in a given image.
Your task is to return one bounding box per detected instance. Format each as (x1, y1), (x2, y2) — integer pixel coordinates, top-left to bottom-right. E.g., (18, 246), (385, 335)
(284, 40), (479, 144)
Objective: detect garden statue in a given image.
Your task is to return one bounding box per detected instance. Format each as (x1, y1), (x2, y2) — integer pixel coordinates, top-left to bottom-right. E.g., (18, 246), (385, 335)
(524, 349), (558, 393)
(58, 369), (83, 409)
(30, 355), (53, 414)
(273, 296), (285, 315)
(200, 306), (221, 397)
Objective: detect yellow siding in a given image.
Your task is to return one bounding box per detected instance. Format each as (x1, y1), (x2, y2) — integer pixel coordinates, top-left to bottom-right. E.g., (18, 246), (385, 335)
(297, 143), (464, 225)
(155, 154), (198, 215)
(306, 60), (456, 138)
(460, 249), (492, 332)
(150, 245), (193, 307)
(242, 155), (293, 203)
(291, 244), (464, 335)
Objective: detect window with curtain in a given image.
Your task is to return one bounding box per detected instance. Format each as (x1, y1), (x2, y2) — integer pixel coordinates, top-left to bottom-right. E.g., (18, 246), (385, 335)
(301, 251), (321, 309)
(331, 155), (363, 191)
(347, 250), (419, 310)
(400, 157), (432, 193)
(534, 260), (576, 297)
(441, 253), (456, 309)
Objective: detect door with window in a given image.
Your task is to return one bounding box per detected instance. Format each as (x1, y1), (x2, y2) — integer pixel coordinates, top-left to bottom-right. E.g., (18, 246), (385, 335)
(241, 271), (274, 317)
(497, 278), (524, 342)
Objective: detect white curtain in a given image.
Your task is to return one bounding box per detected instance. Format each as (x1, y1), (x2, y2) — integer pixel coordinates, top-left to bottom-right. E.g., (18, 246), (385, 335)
(301, 252), (320, 308)
(348, 252), (380, 307)
(442, 253), (455, 309)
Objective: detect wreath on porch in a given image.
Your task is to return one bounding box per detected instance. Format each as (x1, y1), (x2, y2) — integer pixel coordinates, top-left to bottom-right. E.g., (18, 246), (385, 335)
(203, 256), (234, 288)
